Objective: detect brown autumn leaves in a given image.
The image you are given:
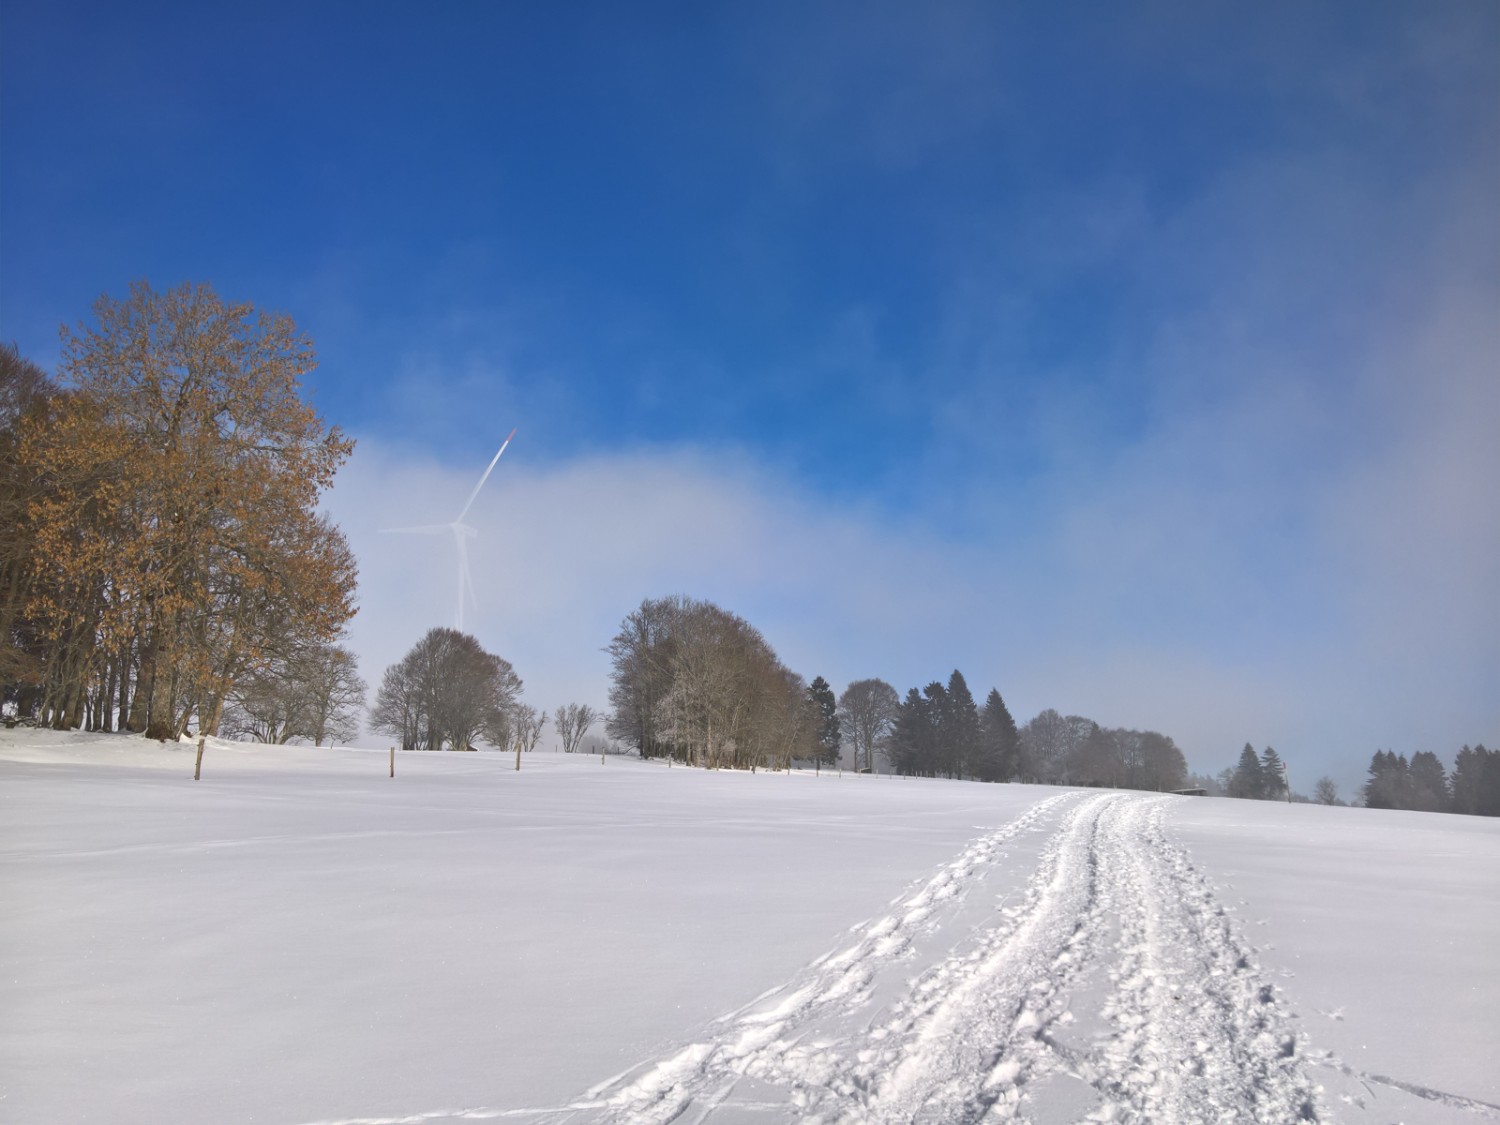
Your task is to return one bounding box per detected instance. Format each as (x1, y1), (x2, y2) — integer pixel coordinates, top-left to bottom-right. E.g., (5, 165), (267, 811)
(1, 281), (357, 740)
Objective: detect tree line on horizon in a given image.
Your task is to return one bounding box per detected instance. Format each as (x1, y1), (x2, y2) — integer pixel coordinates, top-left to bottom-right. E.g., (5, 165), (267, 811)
(603, 594), (1190, 793)
(1361, 746), (1499, 816)
(2, 283), (359, 742)
(1196, 742), (1500, 818)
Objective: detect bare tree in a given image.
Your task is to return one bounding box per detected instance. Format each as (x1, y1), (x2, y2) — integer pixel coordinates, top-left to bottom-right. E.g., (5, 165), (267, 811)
(1134, 730), (1188, 792)
(606, 596), (682, 759)
(371, 658), (424, 751)
(507, 703), (546, 770)
(514, 704), (547, 753)
(370, 628), (522, 751)
(554, 703), (598, 753)
(301, 645), (367, 746)
(1314, 776), (1339, 805)
(1019, 709), (1095, 784)
(837, 678), (899, 772)
(224, 641), (365, 746)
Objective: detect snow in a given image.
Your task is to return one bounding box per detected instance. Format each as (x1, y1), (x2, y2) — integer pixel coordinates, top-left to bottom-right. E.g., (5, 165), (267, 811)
(2, 730), (1496, 1124)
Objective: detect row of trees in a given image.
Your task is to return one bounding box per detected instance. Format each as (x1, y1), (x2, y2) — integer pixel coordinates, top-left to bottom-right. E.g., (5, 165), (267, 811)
(1363, 746), (1499, 816)
(2, 284), (359, 740)
(886, 672), (1021, 781)
(365, 628), (609, 759)
(834, 675), (1186, 791)
(1015, 709), (1189, 791)
(602, 601), (1189, 794)
(1223, 744), (1290, 801)
(1205, 742), (1500, 817)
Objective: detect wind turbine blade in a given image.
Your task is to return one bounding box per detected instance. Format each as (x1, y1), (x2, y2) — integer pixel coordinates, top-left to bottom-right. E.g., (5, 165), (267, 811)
(380, 524), (451, 535)
(452, 428), (517, 524)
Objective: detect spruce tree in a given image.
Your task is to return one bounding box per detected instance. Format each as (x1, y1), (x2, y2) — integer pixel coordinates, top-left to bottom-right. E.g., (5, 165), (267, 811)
(1229, 743), (1264, 799)
(1363, 750), (1412, 809)
(807, 676), (841, 767)
(1475, 745), (1500, 816)
(945, 671), (981, 780)
(1407, 751), (1449, 812)
(1260, 747), (1286, 799)
(976, 689), (1021, 782)
(922, 680), (952, 777)
(1450, 745), (1499, 816)
(890, 687), (932, 776)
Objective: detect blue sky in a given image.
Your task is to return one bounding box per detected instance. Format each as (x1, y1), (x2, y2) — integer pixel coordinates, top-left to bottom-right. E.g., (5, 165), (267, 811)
(3, 2), (1497, 790)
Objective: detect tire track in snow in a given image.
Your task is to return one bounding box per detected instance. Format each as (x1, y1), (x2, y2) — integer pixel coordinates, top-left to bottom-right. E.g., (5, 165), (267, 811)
(583, 791), (1086, 1124)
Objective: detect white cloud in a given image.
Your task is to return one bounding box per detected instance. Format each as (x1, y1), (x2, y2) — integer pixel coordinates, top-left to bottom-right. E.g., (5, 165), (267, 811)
(323, 323), (1498, 801)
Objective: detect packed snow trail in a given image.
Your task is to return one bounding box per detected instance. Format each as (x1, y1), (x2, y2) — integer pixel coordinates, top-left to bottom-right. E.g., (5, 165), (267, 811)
(1087, 796), (1319, 1124)
(585, 791), (1087, 1123)
(579, 791), (1322, 1124)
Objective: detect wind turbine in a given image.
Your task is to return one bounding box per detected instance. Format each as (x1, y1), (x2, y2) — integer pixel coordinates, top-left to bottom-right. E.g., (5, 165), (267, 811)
(382, 428), (516, 633)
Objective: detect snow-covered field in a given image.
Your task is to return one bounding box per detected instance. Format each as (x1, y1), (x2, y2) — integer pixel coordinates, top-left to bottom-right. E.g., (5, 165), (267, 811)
(2, 731), (1496, 1124)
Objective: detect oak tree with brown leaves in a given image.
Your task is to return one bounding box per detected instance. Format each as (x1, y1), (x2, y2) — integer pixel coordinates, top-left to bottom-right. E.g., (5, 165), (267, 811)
(6, 282), (357, 738)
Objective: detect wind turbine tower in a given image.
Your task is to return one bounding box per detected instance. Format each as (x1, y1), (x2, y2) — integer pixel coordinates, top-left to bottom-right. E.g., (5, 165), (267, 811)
(382, 428), (516, 633)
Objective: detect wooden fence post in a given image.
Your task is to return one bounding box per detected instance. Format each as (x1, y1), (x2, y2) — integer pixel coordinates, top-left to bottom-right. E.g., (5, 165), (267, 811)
(389, 746), (395, 778)
(194, 737), (205, 781)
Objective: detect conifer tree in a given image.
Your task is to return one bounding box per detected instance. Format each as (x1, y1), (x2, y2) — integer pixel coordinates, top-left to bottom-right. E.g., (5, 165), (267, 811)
(1260, 747), (1286, 799)
(1407, 751), (1450, 812)
(975, 689), (1020, 782)
(890, 687), (933, 776)
(807, 676), (841, 766)
(1229, 743), (1265, 799)
(1451, 745), (1500, 816)
(944, 671), (980, 779)
(1362, 750), (1412, 809)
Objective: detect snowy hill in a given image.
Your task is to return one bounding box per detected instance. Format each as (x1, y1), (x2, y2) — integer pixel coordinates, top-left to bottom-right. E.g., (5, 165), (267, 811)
(2, 731), (1495, 1124)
